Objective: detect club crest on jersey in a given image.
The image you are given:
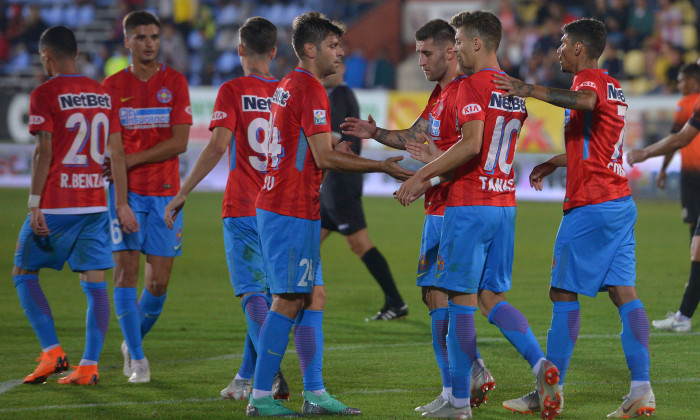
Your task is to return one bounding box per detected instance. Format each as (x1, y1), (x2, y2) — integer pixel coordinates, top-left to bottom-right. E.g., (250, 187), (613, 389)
(272, 88), (290, 107)
(462, 104), (482, 115)
(607, 84), (626, 102)
(314, 110), (326, 125)
(157, 88), (172, 103)
(243, 95), (272, 112)
(489, 92), (526, 113)
(212, 111), (227, 121)
(29, 115), (45, 125)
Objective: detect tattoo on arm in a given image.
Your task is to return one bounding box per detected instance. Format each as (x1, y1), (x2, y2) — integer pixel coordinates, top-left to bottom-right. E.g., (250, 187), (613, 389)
(543, 88), (589, 109)
(374, 119), (429, 150)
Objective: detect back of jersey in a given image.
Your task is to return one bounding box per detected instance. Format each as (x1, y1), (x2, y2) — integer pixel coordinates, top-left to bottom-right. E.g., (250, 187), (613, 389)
(29, 75), (118, 213)
(209, 75), (279, 218)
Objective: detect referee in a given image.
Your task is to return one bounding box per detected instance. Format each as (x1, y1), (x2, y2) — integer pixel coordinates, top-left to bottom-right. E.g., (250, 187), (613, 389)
(320, 59), (408, 321)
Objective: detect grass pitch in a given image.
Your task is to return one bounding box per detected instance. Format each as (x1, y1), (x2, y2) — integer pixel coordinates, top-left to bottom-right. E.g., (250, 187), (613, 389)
(0, 188), (698, 419)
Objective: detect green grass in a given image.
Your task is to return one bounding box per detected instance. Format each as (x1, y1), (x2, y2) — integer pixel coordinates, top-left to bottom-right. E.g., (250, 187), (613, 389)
(0, 188), (698, 419)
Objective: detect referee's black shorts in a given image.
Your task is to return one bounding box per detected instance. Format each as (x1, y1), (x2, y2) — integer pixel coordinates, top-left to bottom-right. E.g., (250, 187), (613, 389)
(681, 171), (700, 226)
(320, 178), (366, 236)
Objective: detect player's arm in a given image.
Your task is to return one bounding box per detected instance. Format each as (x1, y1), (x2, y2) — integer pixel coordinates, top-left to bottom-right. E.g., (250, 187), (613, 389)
(395, 120), (483, 206)
(529, 153), (567, 191)
(125, 124), (190, 169)
(656, 152), (675, 189)
(28, 131), (52, 236)
(307, 131), (413, 181)
(108, 132), (139, 233)
(493, 74), (597, 111)
(627, 122), (700, 166)
(164, 126), (231, 229)
(340, 114), (429, 150)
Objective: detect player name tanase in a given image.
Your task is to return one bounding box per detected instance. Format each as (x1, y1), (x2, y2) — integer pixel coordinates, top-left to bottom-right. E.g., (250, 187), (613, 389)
(489, 92), (526, 113)
(59, 93), (111, 110)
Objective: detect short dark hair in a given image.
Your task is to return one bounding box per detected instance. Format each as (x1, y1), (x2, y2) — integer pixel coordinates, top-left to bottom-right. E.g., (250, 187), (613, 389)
(415, 19), (455, 45)
(450, 10), (502, 51)
(562, 18), (607, 59)
(239, 17), (277, 55)
(680, 62), (700, 84)
(123, 11), (160, 35)
(291, 11), (345, 59)
(40, 26), (77, 59)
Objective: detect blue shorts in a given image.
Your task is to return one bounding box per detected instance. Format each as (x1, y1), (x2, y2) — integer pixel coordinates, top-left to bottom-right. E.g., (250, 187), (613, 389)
(436, 206), (516, 294)
(417, 214), (443, 287)
(223, 216), (267, 296)
(14, 212), (114, 272)
(108, 184), (183, 257)
(256, 208), (323, 295)
(551, 197), (637, 297)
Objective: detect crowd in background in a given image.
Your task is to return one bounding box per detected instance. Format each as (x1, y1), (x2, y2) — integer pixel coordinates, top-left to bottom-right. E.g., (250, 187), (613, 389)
(1, 0), (699, 94)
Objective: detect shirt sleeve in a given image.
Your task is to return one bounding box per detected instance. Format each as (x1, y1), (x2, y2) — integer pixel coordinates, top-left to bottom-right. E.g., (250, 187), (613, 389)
(299, 84), (331, 137)
(671, 98), (689, 133)
(28, 86), (53, 135)
(170, 72), (193, 126)
(455, 79), (486, 126)
(209, 82), (237, 133)
(108, 94), (121, 135)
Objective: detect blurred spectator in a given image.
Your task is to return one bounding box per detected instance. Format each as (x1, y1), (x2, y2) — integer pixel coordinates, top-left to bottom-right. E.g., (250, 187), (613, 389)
(22, 6), (48, 51)
(104, 45), (129, 77)
(602, 42), (625, 80)
(77, 53), (99, 81)
(160, 21), (188, 74)
(3, 42), (30, 74)
(657, 0), (683, 48)
(344, 48), (367, 88)
(368, 50), (394, 89)
(626, 0), (655, 50)
(604, 0), (630, 48)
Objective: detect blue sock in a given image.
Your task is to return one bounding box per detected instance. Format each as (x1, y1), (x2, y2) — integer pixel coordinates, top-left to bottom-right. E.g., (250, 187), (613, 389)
(294, 309), (325, 391)
(139, 288), (166, 338)
(81, 281), (109, 363)
(546, 301), (580, 385)
(242, 293), (268, 351)
(14, 274), (59, 349)
(446, 301), (477, 403)
(430, 307), (451, 388)
(114, 287), (145, 360)
(238, 333), (256, 380)
(619, 299), (650, 381)
(488, 301), (544, 369)
(253, 311), (293, 392)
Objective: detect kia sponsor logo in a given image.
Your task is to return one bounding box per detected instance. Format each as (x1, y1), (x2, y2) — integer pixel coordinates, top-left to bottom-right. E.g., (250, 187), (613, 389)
(29, 115), (45, 125)
(462, 104), (482, 115)
(212, 111), (227, 120)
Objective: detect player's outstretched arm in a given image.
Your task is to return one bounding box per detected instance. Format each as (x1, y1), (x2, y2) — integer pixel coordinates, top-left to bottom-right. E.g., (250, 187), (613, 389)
(405, 133), (444, 163)
(164, 126), (231, 230)
(341, 114), (429, 150)
(108, 132), (139, 234)
(307, 132), (414, 181)
(125, 124), (190, 169)
(28, 131), (52, 236)
(493, 73), (597, 111)
(627, 123), (700, 166)
(656, 152), (675, 189)
(529, 153), (566, 191)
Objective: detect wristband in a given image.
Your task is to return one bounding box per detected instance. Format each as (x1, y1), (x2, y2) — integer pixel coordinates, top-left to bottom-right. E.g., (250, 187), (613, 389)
(429, 176), (441, 187)
(28, 194), (41, 208)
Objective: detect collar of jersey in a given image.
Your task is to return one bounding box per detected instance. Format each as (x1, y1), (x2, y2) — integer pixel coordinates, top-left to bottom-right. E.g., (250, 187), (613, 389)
(479, 67), (506, 75)
(294, 67), (314, 78)
(250, 74), (279, 83)
(51, 73), (83, 78)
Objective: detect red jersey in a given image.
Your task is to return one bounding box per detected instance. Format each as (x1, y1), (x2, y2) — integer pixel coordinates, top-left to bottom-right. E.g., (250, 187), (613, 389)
(674, 93), (700, 171)
(209, 74), (279, 218)
(28, 74), (119, 213)
(449, 69), (525, 207)
(103, 65), (192, 196)
(255, 68), (332, 220)
(424, 75), (467, 215)
(563, 69), (630, 211)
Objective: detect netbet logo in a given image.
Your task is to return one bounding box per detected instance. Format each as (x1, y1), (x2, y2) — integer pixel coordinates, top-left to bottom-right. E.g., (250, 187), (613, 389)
(58, 93), (111, 110)
(242, 95), (272, 112)
(489, 92), (526, 113)
(607, 84), (626, 102)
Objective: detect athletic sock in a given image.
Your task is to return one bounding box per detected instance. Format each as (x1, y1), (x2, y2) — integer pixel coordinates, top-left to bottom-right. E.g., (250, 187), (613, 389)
(139, 288), (166, 338)
(237, 333), (256, 380)
(13, 274), (59, 349)
(361, 247), (404, 307)
(446, 301), (477, 408)
(294, 309), (325, 392)
(679, 261), (700, 318)
(114, 287), (145, 360)
(618, 299), (650, 382)
(546, 301), (580, 384)
(81, 280), (109, 363)
(429, 307), (451, 389)
(488, 301), (544, 370)
(242, 293), (268, 351)
(253, 311), (293, 393)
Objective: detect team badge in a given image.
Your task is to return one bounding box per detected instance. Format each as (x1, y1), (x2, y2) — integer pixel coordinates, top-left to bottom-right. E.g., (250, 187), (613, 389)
(436, 254), (444, 271)
(314, 110), (326, 125)
(157, 88), (172, 103)
(418, 254), (428, 272)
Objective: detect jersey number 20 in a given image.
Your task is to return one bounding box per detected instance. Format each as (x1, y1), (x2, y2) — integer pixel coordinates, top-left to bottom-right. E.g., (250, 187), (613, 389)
(62, 112), (109, 166)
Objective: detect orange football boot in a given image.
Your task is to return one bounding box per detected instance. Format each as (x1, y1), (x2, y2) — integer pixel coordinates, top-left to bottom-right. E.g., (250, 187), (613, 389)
(57, 365), (99, 385)
(23, 346), (70, 384)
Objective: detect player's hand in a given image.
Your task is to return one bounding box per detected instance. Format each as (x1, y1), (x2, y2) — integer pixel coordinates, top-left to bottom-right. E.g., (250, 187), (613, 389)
(116, 204), (139, 234)
(29, 207), (50, 236)
(382, 156), (414, 181)
(164, 194), (186, 230)
(394, 173), (430, 206)
(529, 161), (557, 191)
(626, 149), (648, 166)
(341, 114), (377, 139)
(334, 141), (356, 156)
(406, 133), (442, 163)
(102, 156), (113, 183)
(656, 169), (667, 189)
(493, 73), (533, 98)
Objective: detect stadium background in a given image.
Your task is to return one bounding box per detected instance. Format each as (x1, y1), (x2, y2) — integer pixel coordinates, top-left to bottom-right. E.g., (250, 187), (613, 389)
(0, 0), (698, 201)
